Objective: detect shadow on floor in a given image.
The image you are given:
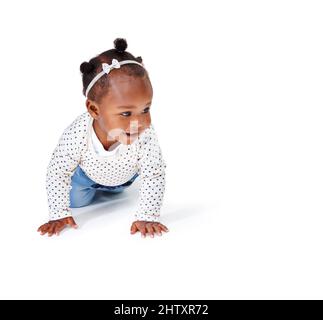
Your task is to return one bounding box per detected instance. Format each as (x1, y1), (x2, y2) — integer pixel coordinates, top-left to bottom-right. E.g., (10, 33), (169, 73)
(71, 185), (139, 227)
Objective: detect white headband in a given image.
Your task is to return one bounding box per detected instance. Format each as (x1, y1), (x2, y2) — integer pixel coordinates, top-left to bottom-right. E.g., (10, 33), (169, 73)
(85, 58), (145, 97)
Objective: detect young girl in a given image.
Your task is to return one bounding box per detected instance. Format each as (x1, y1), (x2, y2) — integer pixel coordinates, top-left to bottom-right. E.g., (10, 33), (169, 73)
(38, 38), (168, 238)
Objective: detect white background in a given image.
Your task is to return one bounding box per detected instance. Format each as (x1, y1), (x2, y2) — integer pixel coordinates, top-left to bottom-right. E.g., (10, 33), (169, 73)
(0, 0), (322, 299)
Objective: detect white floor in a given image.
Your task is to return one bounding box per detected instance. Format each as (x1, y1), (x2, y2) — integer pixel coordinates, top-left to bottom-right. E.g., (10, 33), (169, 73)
(2, 154), (323, 299)
(1, 0), (323, 299)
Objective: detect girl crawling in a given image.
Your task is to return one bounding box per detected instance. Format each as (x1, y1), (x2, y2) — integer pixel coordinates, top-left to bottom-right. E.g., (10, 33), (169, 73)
(38, 38), (168, 238)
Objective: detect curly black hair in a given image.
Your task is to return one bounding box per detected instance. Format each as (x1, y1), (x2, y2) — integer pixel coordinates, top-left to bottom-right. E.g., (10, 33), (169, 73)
(80, 38), (148, 103)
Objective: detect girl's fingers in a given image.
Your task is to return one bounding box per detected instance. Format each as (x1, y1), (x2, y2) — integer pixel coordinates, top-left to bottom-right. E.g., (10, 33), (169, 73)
(146, 223), (154, 238)
(40, 224), (50, 235)
(55, 223), (65, 236)
(66, 217), (78, 228)
(55, 226), (64, 236)
(130, 223), (138, 234)
(37, 224), (46, 232)
(139, 225), (146, 238)
(52, 224), (58, 236)
(47, 223), (56, 237)
(152, 224), (162, 236)
(158, 224), (169, 233)
(38, 218), (78, 236)
(37, 224), (46, 233)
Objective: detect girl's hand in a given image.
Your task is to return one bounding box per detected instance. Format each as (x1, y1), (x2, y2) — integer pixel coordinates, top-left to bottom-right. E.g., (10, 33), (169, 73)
(37, 217), (78, 236)
(130, 220), (169, 238)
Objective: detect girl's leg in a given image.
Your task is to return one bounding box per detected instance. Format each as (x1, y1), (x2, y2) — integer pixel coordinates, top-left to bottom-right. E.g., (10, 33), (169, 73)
(70, 166), (97, 208)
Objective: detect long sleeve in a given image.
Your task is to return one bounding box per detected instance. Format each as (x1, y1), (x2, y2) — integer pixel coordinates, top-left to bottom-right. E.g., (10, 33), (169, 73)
(45, 120), (83, 221)
(135, 125), (167, 222)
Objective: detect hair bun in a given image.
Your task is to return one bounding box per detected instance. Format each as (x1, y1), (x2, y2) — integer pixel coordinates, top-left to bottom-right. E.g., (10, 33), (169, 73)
(80, 61), (94, 74)
(114, 38), (128, 53)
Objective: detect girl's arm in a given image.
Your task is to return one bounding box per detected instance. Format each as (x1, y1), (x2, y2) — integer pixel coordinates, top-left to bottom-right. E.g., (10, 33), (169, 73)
(135, 124), (167, 222)
(45, 118), (84, 221)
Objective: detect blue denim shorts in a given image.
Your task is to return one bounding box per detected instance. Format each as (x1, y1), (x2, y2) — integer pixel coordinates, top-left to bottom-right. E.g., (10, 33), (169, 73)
(70, 165), (139, 208)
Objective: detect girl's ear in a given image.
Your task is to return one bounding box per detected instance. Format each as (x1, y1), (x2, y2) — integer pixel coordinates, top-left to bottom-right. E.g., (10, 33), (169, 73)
(86, 98), (100, 119)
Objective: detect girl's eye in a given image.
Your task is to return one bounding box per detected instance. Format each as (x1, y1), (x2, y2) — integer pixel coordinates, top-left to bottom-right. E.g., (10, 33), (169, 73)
(120, 107), (150, 117)
(120, 111), (131, 117)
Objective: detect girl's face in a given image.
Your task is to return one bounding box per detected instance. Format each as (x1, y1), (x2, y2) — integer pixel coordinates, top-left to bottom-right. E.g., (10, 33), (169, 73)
(86, 70), (153, 146)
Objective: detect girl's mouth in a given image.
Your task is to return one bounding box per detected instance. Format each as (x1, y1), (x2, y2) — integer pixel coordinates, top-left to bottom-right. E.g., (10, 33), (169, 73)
(126, 132), (139, 137)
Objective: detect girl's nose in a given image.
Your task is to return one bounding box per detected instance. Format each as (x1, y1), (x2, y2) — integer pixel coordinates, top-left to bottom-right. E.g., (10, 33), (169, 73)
(128, 119), (142, 132)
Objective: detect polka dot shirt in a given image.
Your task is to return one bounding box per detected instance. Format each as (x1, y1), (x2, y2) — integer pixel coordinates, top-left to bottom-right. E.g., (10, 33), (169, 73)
(46, 112), (166, 222)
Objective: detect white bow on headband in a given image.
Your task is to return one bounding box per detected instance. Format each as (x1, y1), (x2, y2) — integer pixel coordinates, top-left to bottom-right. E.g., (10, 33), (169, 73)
(102, 59), (121, 74)
(85, 58), (145, 97)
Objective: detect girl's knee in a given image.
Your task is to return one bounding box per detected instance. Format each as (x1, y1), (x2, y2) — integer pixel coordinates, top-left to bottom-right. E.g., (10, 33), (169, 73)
(70, 188), (96, 208)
